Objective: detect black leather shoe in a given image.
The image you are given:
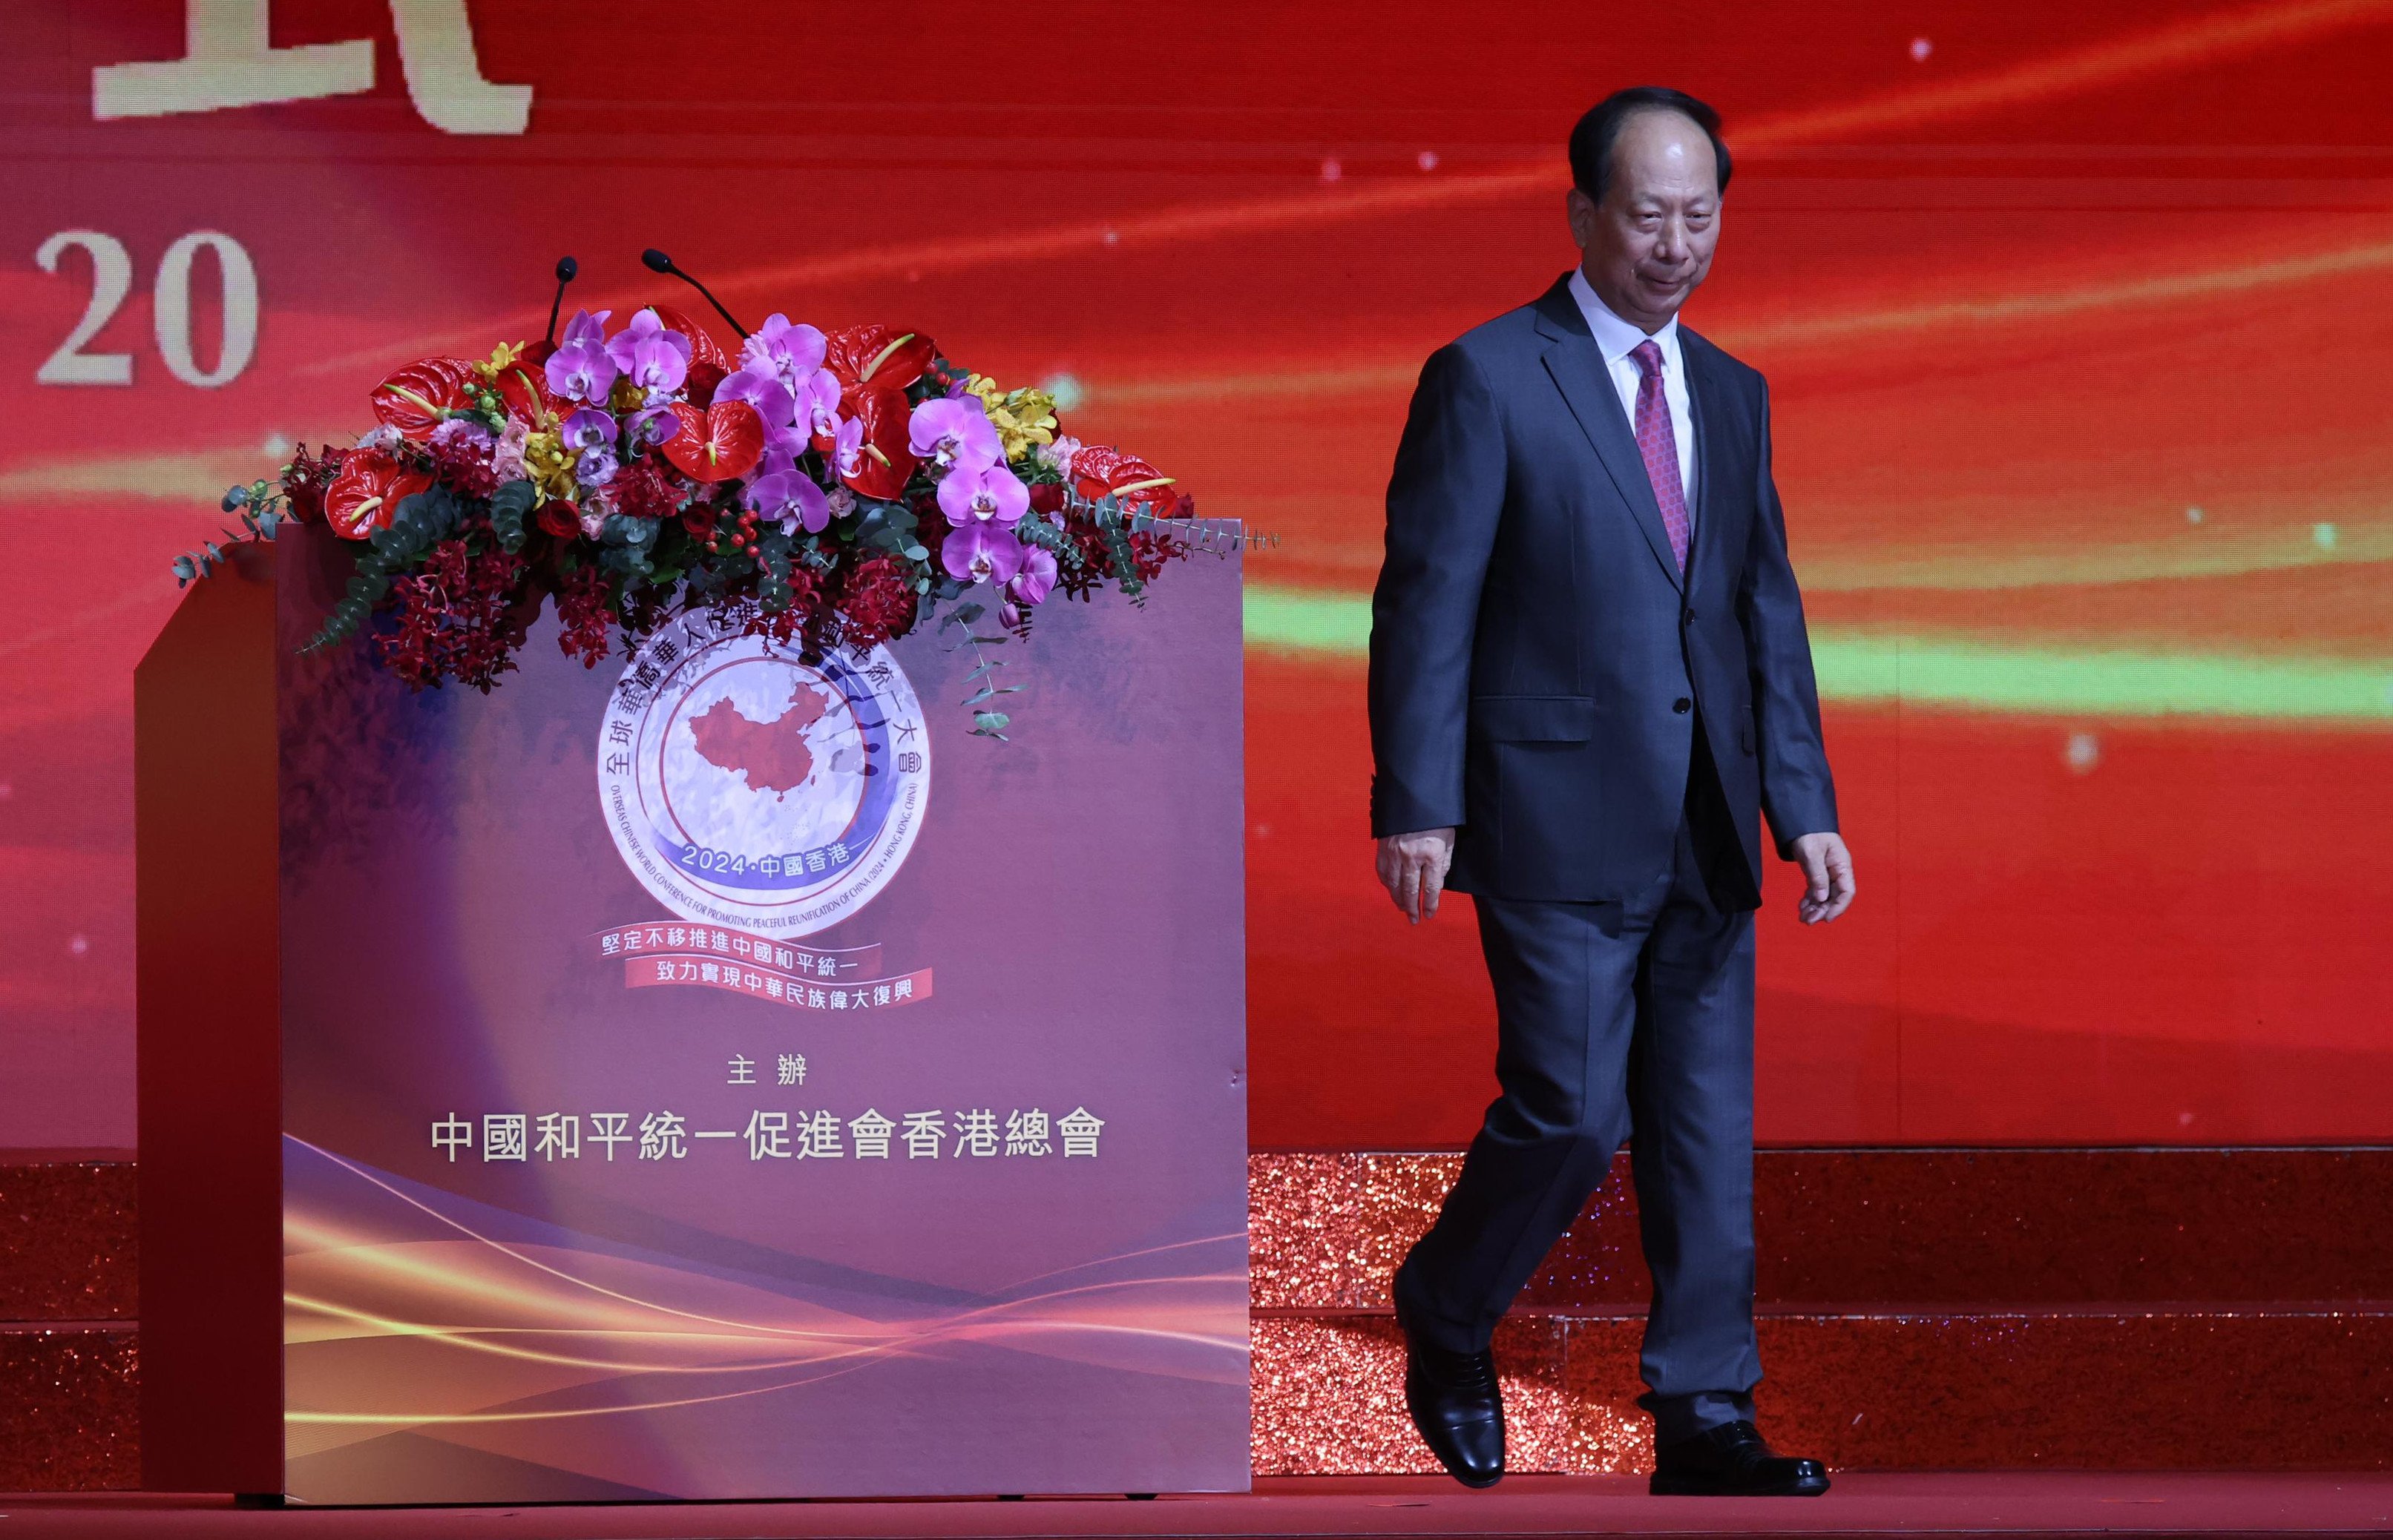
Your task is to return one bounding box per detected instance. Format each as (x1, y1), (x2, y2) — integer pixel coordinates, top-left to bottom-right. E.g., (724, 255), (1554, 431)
(1396, 1312), (1505, 1488)
(1650, 1419), (1829, 1496)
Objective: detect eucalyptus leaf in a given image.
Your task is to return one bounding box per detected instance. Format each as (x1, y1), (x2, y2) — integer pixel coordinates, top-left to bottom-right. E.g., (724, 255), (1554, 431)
(489, 479), (536, 553)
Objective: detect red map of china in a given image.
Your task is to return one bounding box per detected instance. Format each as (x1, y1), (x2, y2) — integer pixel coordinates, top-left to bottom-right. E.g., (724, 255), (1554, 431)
(686, 682), (831, 798)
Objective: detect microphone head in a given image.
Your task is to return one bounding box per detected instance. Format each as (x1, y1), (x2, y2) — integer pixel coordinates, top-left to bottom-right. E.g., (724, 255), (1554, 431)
(640, 249), (674, 274)
(554, 256), (577, 283)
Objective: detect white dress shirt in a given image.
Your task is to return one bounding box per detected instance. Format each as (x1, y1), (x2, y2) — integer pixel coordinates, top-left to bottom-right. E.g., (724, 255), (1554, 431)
(1569, 267), (1697, 517)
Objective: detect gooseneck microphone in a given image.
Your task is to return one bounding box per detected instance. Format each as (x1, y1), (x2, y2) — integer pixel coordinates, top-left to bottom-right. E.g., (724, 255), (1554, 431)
(545, 256), (577, 345)
(642, 248), (749, 338)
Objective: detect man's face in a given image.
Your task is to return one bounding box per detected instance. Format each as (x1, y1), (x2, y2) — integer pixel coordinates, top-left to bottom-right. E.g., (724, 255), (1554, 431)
(1568, 109), (1722, 333)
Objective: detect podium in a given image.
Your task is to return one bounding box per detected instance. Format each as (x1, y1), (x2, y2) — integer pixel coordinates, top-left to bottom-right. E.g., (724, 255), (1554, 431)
(135, 524), (1249, 1503)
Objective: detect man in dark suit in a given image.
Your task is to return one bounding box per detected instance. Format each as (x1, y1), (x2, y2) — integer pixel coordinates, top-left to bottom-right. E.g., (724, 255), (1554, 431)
(1368, 87), (1857, 1497)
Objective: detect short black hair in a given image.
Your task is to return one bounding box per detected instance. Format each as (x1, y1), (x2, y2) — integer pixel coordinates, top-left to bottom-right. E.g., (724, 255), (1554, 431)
(1569, 88), (1731, 204)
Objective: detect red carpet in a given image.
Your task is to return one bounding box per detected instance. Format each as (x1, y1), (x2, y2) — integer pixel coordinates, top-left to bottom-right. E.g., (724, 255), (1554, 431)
(6, 1475), (2392, 1538)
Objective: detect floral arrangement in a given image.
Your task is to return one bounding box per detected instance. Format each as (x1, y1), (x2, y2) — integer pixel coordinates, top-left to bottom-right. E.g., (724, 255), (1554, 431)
(200, 301), (1212, 736)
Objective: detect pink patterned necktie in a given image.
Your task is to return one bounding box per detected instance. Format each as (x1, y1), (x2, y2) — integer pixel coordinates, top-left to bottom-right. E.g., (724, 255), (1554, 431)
(1629, 339), (1690, 573)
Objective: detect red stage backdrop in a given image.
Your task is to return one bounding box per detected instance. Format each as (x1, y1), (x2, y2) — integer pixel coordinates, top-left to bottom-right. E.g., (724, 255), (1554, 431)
(4, 0), (2391, 1151)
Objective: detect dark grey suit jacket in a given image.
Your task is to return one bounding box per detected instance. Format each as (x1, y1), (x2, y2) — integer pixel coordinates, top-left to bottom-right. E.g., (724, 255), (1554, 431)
(1368, 274), (1837, 904)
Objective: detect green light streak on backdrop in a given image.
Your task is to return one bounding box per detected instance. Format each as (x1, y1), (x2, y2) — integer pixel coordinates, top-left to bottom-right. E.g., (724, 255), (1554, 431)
(1241, 585), (2393, 724)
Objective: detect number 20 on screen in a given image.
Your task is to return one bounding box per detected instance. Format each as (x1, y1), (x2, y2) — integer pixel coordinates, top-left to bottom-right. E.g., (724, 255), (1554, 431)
(33, 231), (259, 389)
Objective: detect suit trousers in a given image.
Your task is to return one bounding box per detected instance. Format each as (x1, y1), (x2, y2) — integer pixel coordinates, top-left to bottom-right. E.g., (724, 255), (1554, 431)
(1394, 748), (1764, 1444)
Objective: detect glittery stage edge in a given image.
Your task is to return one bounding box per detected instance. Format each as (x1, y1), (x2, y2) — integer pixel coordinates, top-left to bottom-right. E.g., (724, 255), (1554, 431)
(0, 1160), (139, 1491)
(11, 1151), (2393, 1487)
(0, 1327), (137, 1490)
(1247, 1151), (2393, 1474)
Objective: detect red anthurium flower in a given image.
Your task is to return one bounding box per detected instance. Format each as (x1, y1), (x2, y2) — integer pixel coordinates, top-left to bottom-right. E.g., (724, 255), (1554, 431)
(683, 359), (728, 408)
(323, 453), (433, 539)
(659, 400), (764, 483)
(1071, 446), (1178, 512)
(370, 358), (479, 441)
(648, 305), (732, 372)
(493, 358), (566, 430)
(824, 324), (936, 392)
(836, 386), (918, 501)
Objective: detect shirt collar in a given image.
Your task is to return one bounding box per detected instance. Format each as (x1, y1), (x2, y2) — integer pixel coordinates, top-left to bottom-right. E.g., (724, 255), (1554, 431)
(1569, 266), (1681, 368)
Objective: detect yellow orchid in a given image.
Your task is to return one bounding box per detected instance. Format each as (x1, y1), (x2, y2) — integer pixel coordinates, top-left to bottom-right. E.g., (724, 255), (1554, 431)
(521, 430), (579, 501)
(609, 376), (649, 414)
(473, 340), (530, 383)
(968, 375), (1058, 462)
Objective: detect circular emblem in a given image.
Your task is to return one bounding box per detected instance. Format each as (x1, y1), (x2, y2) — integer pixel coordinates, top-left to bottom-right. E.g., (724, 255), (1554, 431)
(597, 613), (929, 936)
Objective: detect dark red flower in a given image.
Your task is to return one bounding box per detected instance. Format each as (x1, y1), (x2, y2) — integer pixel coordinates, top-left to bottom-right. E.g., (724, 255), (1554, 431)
(280, 444), (347, 524)
(536, 498), (582, 539)
(611, 460), (681, 522)
(375, 538), (531, 691)
(741, 566), (827, 651)
(683, 360), (727, 407)
(1129, 528), (1180, 582)
(1028, 481), (1066, 516)
(430, 424), (499, 498)
(680, 503), (719, 541)
(555, 563), (613, 668)
(837, 555), (919, 651)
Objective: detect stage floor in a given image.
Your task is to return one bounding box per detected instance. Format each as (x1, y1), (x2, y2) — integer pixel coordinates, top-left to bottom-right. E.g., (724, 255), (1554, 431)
(4, 1475), (2390, 1539)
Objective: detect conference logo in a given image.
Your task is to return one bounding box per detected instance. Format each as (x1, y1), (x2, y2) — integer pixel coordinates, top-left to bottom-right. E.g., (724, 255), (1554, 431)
(598, 611), (930, 939)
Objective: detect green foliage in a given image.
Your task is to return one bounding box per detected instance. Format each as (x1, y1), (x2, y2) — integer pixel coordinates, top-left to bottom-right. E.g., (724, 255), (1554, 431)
(1014, 513), (1084, 570)
(597, 513), (663, 582)
(854, 500), (930, 564)
(177, 482), (286, 586)
(1095, 496), (1146, 597)
(304, 482), (462, 652)
(488, 479), (536, 553)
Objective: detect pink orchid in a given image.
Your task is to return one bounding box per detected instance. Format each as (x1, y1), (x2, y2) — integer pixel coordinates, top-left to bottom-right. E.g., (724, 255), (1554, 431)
(559, 309), (611, 349)
(747, 468), (830, 535)
(1008, 544), (1059, 606)
(936, 461), (1028, 527)
(942, 521), (1024, 586)
(832, 415), (867, 480)
(627, 403), (679, 448)
(758, 422), (810, 477)
(740, 314), (827, 391)
(713, 368), (798, 430)
(544, 338), (617, 405)
(908, 396), (1001, 471)
(794, 369), (843, 438)
(606, 308), (689, 395)
(561, 407), (615, 453)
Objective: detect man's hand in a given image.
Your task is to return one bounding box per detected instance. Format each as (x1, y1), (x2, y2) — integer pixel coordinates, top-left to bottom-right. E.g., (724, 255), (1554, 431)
(1788, 832), (1857, 924)
(1376, 827), (1457, 924)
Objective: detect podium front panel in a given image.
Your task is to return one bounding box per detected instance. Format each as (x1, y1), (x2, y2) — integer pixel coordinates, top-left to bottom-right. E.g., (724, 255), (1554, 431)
(274, 526), (1248, 1502)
